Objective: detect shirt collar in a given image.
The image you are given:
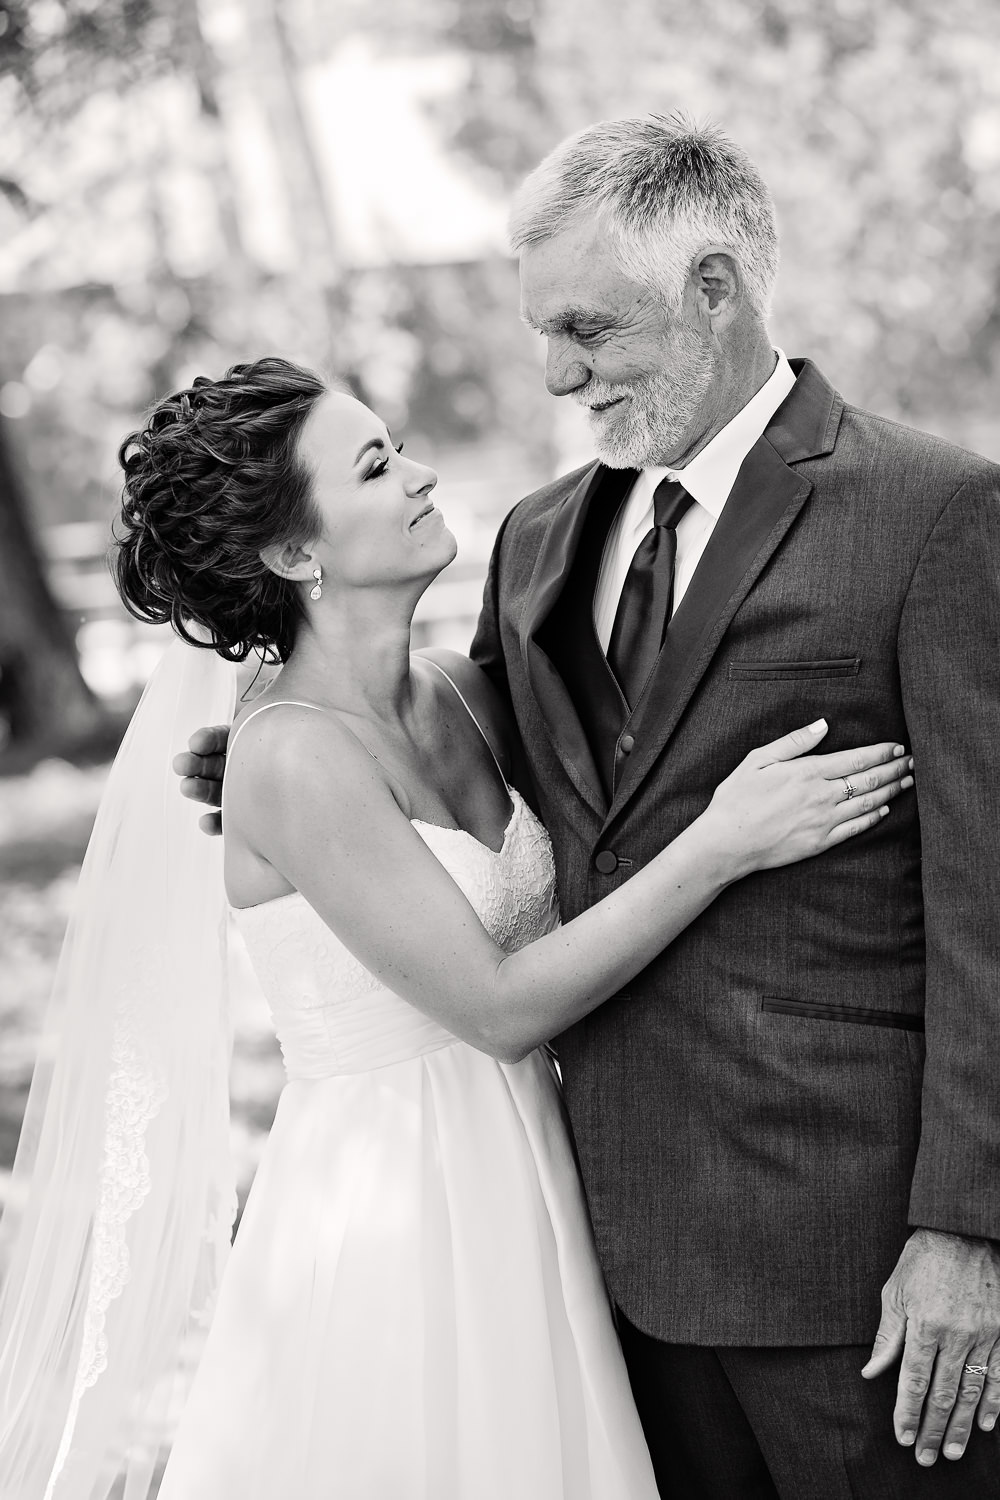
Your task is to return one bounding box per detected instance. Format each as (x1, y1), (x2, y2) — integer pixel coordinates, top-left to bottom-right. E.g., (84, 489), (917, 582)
(645, 349), (796, 519)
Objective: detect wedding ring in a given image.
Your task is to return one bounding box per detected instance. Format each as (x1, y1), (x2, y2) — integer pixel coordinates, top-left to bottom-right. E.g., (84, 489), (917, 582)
(841, 777), (856, 799)
(964, 1363), (989, 1377)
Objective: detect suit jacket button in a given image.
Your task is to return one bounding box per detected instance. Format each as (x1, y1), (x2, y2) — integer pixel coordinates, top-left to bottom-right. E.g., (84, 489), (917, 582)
(620, 734), (635, 754)
(595, 849), (619, 875)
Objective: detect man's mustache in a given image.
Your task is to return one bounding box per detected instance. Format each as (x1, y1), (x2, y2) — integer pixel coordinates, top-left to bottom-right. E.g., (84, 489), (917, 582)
(573, 382), (635, 409)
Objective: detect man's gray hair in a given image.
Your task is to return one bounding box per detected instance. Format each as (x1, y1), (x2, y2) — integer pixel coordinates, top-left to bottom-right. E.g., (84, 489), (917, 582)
(509, 114), (779, 321)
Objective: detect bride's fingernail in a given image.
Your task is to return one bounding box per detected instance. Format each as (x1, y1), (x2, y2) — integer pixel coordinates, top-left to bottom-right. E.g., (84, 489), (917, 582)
(808, 718), (827, 731)
(893, 745), (906, 756)
(900, 776), (914, 789)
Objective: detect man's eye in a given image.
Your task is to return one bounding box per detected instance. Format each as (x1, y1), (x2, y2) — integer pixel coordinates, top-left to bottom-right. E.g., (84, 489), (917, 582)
(394, 441), (404, 455)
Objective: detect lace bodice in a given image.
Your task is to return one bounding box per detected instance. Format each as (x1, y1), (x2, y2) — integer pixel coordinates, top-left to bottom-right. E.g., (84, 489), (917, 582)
(232, 789), (559, 1079)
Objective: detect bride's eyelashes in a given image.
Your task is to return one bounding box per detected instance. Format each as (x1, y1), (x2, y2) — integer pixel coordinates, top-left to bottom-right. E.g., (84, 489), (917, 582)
(365, 441), (405, 480)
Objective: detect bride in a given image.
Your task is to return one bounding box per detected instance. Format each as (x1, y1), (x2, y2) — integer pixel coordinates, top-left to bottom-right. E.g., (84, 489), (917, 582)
(0, 357), (912, 1499)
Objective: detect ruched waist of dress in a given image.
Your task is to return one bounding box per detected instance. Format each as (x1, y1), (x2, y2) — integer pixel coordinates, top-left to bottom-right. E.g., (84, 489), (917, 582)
(271, 998), (463, 1080)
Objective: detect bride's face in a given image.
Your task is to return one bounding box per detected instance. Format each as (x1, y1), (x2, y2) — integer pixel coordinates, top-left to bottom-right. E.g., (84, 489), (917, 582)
(297, 391), (456, 588)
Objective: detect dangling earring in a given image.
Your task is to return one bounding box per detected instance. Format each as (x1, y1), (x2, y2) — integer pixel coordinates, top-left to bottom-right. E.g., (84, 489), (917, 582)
(309, 566), (323, 602)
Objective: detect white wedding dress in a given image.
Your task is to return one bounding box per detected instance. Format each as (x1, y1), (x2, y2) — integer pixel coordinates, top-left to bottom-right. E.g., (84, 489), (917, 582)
(156, 684), (658, 1498)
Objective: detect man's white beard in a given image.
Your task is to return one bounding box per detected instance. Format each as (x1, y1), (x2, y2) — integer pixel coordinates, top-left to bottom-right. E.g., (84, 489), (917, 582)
(579, 331), (715, 469)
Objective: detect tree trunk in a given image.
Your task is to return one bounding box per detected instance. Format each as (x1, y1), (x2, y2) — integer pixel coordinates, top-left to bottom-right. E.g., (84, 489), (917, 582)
(243, 0), (341, 285)
(0, 415), (105, 756)
(238, 0), (346, 364)
(175, 0), (254, 274)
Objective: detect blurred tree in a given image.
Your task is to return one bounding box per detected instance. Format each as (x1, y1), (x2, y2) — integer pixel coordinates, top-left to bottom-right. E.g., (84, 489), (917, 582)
(0, 0), (353, 759)
(0, 412), (102, 755)
(243, 0), (340, 288)
(1, 0), (998, 766)
(525, 0), (1000, 438)
(0, 0), (210, 757)
(356, 0), (1000, 451)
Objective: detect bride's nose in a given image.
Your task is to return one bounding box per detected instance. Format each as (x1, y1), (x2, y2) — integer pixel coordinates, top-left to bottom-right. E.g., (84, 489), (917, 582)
(405, 462), (438, 496)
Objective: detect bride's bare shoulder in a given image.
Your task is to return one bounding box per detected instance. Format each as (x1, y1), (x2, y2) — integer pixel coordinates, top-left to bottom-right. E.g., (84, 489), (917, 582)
(226, 698), (384, 809)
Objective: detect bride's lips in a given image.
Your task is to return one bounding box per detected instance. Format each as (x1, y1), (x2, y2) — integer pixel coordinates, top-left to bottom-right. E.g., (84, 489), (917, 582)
(408, 502), (440, 530)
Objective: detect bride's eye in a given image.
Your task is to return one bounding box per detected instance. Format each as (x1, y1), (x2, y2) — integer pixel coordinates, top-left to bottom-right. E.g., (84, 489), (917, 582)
(366, 441), (403, 480)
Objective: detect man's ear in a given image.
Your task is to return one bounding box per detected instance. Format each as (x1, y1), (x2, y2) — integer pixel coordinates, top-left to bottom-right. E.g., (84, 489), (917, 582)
(259, 541), (316, 581)
(686, 246), (744, 332)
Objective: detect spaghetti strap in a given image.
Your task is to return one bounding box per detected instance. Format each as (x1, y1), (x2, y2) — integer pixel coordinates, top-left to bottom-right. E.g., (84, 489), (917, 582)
(227, 699), (328, 759)
(421, 658), (509, 791)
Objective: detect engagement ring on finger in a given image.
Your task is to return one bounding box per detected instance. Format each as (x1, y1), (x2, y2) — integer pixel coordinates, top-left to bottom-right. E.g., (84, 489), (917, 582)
(964, 1364), (989, 1376)
(841, 777), (856, 799)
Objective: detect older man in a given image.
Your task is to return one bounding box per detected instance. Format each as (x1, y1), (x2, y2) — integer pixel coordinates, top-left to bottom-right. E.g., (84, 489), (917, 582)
(178, 116), (1000, 1496)
(466, 116), (1000, 1496)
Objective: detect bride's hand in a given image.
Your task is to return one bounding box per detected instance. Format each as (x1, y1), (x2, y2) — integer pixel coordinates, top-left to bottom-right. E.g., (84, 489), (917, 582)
(702, 719), (914, 878)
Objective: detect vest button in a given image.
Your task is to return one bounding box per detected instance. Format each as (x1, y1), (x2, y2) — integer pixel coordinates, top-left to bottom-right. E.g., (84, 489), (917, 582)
(620, 734), (635, 754)
(594, 849), (619, 875)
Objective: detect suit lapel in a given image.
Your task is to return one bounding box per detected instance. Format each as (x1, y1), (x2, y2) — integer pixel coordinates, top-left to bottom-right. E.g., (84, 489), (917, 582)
(520, 463), (631, 816)
(606, 359), (843, 825)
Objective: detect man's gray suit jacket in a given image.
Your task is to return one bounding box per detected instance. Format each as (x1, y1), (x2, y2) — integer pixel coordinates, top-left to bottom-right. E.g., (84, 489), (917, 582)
(470, 358), (1000, 1347)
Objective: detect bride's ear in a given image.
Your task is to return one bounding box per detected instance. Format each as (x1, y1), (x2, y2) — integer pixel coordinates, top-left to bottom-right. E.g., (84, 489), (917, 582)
(260, 541), (316, 581)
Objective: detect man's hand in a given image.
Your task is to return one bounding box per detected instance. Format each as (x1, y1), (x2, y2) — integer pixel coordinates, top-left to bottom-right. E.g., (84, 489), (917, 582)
(862, 1228), (1000, 1465)
(172, 724), (231, 836)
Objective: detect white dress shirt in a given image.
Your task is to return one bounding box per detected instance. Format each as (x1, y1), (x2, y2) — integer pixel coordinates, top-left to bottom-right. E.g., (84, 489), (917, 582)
(593, 351), (797, 652)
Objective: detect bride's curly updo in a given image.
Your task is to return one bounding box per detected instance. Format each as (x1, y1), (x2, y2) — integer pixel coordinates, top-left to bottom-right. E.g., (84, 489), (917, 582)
(114, 356), (327, 662)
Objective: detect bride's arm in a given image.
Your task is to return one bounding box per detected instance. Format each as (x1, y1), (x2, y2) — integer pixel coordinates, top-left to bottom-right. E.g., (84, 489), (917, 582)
(226, 710), (911, 1064)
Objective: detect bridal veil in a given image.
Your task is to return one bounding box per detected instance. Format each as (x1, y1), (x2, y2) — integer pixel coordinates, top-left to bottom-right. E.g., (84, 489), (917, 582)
(0, 638), (237, 1499)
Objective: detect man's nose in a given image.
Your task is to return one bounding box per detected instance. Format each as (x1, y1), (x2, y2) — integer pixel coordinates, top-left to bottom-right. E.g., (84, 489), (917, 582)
(544, 337), (590, 398)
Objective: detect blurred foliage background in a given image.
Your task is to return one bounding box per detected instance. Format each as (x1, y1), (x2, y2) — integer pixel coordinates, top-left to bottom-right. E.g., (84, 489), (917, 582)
(1, 0), (999, 1237)
(2, 0), (1000, 757)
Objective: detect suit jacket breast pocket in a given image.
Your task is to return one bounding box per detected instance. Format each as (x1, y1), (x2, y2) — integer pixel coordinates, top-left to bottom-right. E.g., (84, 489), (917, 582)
(728, 656), (862, 681)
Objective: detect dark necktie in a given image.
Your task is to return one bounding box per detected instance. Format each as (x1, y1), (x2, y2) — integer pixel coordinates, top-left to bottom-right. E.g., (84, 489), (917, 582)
(606, 478), (695, 708)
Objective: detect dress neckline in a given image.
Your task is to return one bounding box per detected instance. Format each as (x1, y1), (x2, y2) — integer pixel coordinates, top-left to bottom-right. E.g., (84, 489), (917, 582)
(411, 784), (523, 857)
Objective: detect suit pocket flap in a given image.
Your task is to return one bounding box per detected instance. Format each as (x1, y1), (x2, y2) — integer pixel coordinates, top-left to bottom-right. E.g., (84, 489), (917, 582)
(761, 997), (923, 1032)
(729, 657), (861, 680)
